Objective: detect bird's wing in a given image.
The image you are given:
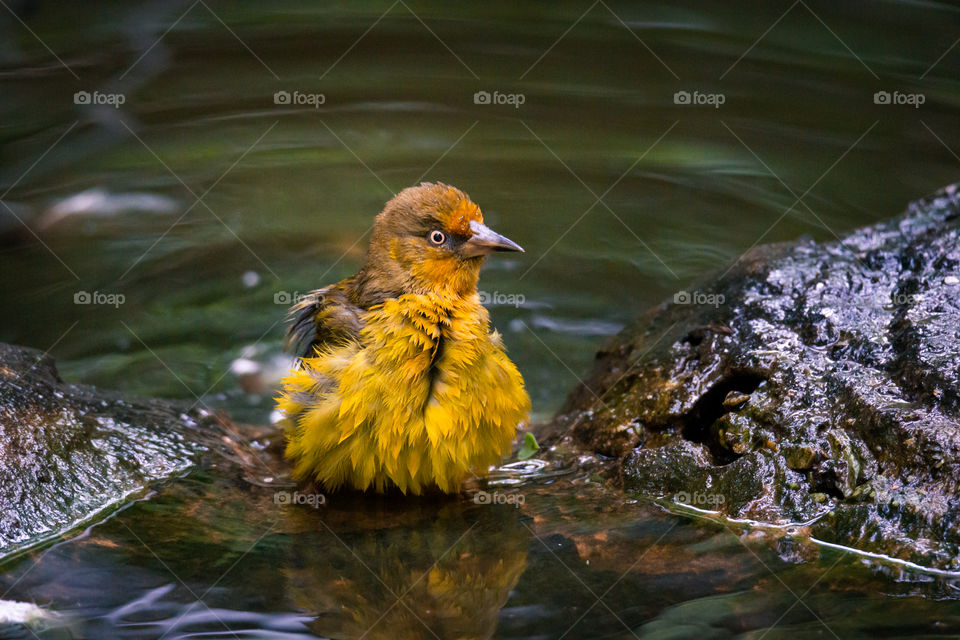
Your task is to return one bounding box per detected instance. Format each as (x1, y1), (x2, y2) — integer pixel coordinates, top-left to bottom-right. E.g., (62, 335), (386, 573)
(285, 282), (364, 361)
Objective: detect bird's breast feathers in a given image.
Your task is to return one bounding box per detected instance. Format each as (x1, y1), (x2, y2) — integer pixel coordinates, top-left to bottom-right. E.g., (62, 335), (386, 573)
(277, 292), (530, 493)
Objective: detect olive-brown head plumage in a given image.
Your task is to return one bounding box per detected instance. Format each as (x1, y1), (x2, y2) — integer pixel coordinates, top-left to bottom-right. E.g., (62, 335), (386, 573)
(358, 183), (523, 299)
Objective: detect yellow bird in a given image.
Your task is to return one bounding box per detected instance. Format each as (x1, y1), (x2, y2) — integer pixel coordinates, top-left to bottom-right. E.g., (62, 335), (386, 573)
(276, 183), (530, 494)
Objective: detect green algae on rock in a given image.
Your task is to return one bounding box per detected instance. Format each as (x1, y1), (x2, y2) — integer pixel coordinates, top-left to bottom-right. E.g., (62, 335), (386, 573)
(552, 184), (960, 570)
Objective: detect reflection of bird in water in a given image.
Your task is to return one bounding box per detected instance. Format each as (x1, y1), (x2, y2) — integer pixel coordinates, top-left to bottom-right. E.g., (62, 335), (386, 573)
(277, 183), (529, 494)
(281, 500), (528, 639)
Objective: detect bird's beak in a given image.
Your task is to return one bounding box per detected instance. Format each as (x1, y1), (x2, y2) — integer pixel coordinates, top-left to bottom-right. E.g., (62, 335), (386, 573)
(462, 220), (524, 258)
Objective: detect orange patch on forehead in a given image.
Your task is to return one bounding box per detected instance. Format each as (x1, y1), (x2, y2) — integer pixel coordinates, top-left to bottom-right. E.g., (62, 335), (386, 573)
(440, 194), (483, 237)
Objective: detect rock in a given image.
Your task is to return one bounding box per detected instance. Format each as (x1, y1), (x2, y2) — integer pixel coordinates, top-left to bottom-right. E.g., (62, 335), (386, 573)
(552, 184), (960, 570)
(0, 342), (224, 559)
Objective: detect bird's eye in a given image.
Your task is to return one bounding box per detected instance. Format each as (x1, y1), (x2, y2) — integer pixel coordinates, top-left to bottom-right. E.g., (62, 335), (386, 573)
(428, 230), (446, 246)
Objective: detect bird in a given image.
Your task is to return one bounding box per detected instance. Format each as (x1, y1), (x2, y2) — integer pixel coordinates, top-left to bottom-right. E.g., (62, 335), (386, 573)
(276, 182), (530, 494)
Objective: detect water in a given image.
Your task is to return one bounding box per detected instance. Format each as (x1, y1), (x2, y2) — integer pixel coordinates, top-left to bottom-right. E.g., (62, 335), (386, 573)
(5, 467), (960, 638)
(2, 1), (960, 637)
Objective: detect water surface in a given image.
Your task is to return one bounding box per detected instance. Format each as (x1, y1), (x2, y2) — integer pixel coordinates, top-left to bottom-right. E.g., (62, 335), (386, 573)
(2, 1), (960, 637)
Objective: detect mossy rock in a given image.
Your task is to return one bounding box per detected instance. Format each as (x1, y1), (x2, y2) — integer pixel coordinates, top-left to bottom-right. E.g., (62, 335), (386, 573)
(553, 184), (960, 569)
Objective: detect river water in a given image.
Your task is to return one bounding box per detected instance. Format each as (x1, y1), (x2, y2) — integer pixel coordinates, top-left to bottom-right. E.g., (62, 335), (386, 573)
(2, 1), (960, 637)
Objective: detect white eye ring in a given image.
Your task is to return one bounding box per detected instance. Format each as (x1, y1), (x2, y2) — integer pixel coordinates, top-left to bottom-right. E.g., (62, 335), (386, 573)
(428, 230), (446, 245)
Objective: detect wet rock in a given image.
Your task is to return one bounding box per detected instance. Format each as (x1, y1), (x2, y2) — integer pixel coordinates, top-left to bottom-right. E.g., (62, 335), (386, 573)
(553, 184), (960, 570)
(0, 342), (223, 559)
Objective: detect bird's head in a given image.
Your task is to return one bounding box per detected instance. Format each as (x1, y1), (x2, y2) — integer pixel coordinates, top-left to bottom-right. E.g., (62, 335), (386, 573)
(361, 182), (523, 298)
